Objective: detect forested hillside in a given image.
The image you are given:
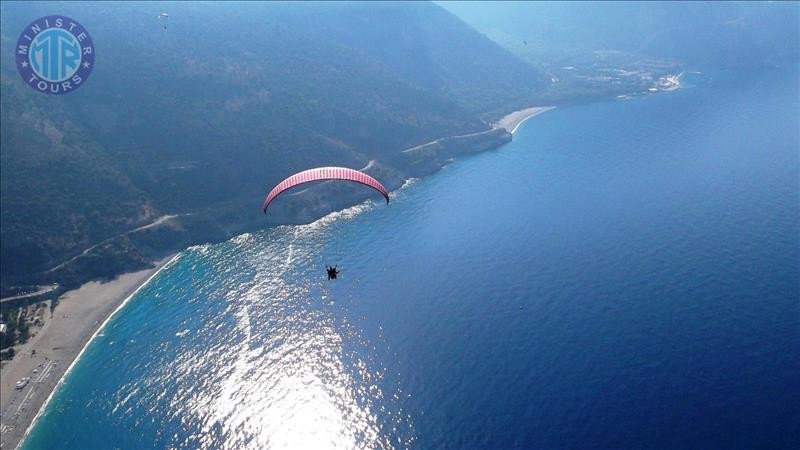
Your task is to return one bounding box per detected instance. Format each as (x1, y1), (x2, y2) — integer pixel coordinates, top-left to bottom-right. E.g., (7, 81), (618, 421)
(1, 1), (547, 290)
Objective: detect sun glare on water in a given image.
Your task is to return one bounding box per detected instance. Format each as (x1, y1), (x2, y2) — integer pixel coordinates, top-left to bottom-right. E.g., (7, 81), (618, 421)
(172, 217), (392, 449)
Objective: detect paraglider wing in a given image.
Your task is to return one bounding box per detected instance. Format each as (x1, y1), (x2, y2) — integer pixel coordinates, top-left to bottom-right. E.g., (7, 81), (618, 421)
(158, 13), (169, 29)
(263, 167), (390, 214)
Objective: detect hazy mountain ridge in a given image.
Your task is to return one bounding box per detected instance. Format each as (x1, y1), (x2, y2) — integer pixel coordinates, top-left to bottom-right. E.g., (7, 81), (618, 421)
(440, 1), (799, 69)
(440, 1), (798, 103)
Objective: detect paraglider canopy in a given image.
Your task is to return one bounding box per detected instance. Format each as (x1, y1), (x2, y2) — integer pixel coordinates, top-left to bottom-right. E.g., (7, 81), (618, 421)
(158, 12), (169, 29)
(263, 166), (389, 214)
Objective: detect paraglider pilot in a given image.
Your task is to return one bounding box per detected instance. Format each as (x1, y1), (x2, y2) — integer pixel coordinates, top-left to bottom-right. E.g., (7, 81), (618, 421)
(326, 265), (339, 280)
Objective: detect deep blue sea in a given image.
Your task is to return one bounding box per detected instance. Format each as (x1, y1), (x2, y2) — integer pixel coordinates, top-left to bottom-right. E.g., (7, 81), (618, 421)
(23, 68), (799, 449)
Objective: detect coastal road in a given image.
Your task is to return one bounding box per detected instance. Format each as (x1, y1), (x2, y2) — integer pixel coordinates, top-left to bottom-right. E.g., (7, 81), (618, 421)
(45, 214), (181, 274)
(0, 285), (58, 304)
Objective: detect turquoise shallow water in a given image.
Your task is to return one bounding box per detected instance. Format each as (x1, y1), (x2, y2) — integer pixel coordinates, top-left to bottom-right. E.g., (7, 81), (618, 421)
(23, 68), (799, 449)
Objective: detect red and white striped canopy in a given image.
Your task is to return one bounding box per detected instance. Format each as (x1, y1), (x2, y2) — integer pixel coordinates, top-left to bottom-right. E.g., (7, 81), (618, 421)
(263, 166), (390, 213)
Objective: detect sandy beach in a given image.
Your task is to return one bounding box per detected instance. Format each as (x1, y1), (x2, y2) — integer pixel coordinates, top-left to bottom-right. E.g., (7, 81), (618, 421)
(495, 106), (556, 134)
(0, 255), (177, 449)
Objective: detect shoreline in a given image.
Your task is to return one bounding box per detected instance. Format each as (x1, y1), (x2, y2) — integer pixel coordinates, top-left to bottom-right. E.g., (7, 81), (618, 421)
(494, 106), (556, 134)
(0, 254), (179, 449)
(0, 105), (554, 449)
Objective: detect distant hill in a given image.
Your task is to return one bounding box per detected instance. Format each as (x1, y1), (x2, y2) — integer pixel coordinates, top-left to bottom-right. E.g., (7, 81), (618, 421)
(0, 1), (547, 289)
(440, 1), (800, 69)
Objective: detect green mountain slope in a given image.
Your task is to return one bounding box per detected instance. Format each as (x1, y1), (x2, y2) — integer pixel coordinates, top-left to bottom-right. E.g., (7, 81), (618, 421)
(1, 1), (546, 289)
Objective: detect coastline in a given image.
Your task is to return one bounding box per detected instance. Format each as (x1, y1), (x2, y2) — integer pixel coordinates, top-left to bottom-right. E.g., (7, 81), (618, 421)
(0, 254), (179, 449)
(495, 106), (556, 134)
(0, 105), (554, 449)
